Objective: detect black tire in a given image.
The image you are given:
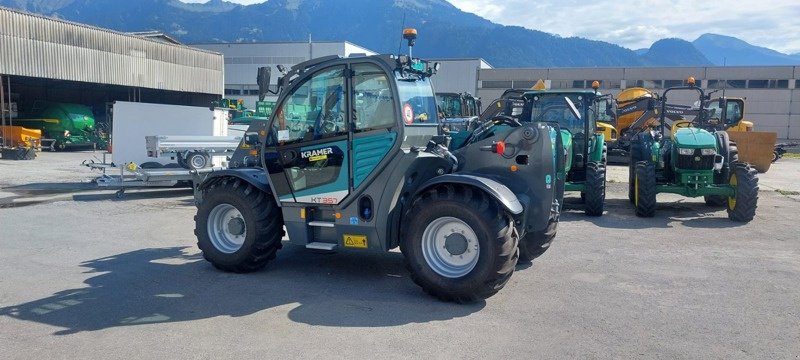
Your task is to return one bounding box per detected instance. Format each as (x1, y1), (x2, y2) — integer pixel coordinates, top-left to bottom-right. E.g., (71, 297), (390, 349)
(772, 151), (779, 163)
(634, 161), (656, 217)
(584, 161), (605, 216)
(176, 154), (187, 169)
(707, 132), (739, 207)
(628, 139), (644, 203)
(195, 178), (284, 272)
(518, 198), (560, 263)
(726, 163), (758, 222)
(400, 184), (518, 303)
(186, 151), (211, 169)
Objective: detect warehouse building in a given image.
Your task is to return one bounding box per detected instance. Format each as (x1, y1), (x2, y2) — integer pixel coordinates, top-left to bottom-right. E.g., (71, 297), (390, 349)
(0, 7), (224, 122)
(193, 41), (377, 107)
(476, 66), (800, 139)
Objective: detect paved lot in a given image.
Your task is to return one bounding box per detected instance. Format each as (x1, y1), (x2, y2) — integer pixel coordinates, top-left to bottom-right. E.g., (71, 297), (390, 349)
(1, 152), (799, 359)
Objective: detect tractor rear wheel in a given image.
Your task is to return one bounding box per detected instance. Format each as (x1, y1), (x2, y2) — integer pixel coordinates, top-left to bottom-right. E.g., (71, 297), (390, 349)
(727, 163), (758, 222)
(584, 161), (605, 216)
(628, 140), (644, 203)
(195, 178), (284, 272)
(401, 185), (518, 303)
(707, 132), (739, 206)
(634, 161), (656, 217)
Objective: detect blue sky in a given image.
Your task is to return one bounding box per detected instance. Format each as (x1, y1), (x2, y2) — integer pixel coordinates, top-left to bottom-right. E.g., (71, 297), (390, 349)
(180, 0), (800, 54)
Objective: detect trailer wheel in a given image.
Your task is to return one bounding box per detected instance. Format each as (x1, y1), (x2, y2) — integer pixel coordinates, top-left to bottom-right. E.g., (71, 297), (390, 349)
(400, 184), (518, 303)
(195, 178), (284, 272)
(186, 151), (211, 169)
(727, 163), (758, 222)
(772, 151), (779, 163)
(584, 161), (605, 216)
(634, 161), (656, 217)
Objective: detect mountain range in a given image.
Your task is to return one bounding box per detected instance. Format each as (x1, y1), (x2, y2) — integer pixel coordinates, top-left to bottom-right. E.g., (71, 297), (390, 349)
(1, 0), (799, 68)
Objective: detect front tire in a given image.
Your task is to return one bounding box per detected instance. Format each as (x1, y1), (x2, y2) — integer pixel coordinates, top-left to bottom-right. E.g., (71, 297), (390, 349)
(195, 179), (284, 272)
(584, 161), (605, 216)
(634, 161), (656, 217)
(401, 185), (518, 303)
(727, 163), (758, 222)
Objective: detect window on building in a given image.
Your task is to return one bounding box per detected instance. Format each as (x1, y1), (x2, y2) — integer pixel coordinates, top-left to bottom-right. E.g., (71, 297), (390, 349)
(482, 80), (513, 89)
(224, 88), (241, 95)
(726, 80), (747, 88)
(632, 80), (662, 89)
(513, 80), (537, 89)
(663, 80), (684, 88)
(748, 80), (769, 88)
(572, 80), (586, 89)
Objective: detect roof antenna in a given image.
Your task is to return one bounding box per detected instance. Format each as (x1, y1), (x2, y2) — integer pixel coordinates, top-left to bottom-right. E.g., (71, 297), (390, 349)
(397, 11), (406, 55)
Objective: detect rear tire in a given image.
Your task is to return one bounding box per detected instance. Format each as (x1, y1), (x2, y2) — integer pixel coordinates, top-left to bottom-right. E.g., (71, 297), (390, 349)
(584, 161), (605, 216)
(518, 199), (559, 263)
(634, 161), (656, 217)
(401, 184), (518, 303)
(727, 163), (758, 222)
(195, 178), (284, 272)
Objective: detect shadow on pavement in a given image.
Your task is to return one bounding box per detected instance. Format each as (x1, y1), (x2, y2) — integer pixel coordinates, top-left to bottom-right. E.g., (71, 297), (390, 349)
(560, 197), (746, 229)
(0, 246), (483, 334)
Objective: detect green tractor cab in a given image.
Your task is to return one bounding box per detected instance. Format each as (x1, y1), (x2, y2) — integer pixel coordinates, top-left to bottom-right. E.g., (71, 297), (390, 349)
(519, 83), (609, 217)
(193, 30), (564, 302)
(630, 79), (758, 222)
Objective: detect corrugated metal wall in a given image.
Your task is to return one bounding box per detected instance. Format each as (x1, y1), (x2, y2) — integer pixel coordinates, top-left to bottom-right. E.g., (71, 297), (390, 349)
(0, 7), (223, 95)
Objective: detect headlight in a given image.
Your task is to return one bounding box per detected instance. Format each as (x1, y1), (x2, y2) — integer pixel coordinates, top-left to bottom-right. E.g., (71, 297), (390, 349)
(678, 148), (693, 155)
(701, 148), (716, 156)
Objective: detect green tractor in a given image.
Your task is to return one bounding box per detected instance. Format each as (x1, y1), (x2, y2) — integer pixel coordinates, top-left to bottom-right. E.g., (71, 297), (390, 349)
(520, 82), (609, 217)
(193, 30), (564, 302)
(630, 78), (758, 221)
(14, 101), (108, 150)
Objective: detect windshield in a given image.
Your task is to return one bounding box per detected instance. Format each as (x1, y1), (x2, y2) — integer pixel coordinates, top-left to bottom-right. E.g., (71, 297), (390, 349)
(396, 73), (439, 125)
(526, 93), (589, 134)
(437, 94), (462, 118)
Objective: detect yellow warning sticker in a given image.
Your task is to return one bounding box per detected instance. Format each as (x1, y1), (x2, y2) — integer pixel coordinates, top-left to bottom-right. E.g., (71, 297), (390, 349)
(343, 234), (368, 249)
(309, 154), (328, 162)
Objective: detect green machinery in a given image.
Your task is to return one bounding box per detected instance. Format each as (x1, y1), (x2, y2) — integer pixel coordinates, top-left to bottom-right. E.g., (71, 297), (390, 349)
(213, 98), (275, 125)
(13, 101), (107, 150)
(520, 83), (609, 217)
(630, 78), (758, 221)
(436, 92), (481, 118)
(192, 30), (564, 302)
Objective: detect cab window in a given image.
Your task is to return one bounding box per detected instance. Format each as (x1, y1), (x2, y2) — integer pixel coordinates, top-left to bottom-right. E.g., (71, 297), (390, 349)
(353, 63), (396, 130)
(274, 66), (347, 144)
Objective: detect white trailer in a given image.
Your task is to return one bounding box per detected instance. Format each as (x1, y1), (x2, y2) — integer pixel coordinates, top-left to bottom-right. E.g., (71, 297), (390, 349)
(145, 135), (241, 169)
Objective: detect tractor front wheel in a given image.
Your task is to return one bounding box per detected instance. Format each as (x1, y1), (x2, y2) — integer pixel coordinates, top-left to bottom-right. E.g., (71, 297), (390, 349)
(726, 163), (759, 222)
(195, 179), (284, 272)
(401, 185), (518, 303)
(584, 161), (606, 216)
(634, 161), (656, 217)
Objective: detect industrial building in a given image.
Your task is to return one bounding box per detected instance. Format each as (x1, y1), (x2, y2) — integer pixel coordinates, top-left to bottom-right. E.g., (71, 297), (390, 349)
(0, 6), (224, 123)
(476, 66), (800, 139)
(193, 41), (376, 106)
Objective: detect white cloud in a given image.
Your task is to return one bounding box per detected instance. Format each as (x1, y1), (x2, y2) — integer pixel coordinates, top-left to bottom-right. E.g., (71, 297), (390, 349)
(447, 0), (800, 54)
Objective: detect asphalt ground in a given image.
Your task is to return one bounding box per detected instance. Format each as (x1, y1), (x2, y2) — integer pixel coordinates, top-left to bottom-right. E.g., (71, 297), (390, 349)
(1, 152), (799, 359)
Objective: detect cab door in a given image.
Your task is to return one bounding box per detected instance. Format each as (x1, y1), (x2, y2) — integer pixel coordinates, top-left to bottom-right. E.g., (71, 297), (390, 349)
(265, 66), (351, 204)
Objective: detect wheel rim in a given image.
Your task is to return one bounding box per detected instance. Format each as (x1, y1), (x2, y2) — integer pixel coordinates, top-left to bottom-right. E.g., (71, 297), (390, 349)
(207, 203), (247, 254)
(421, 216), (480, 278)
(190, 154), (207, 169)
(728, 173), (738, 210)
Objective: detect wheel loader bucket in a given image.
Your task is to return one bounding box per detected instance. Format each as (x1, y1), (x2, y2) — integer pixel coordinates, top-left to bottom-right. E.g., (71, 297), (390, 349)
(727, 131), (777, 173)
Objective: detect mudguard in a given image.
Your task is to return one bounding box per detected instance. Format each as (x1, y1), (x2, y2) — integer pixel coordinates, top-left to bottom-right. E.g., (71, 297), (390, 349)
(415, 174), (523, 215)
(195, 168), (271, 193)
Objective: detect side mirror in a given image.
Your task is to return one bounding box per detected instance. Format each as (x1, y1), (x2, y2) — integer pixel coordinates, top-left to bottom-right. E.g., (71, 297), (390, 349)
(256, 66), (271, 101)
